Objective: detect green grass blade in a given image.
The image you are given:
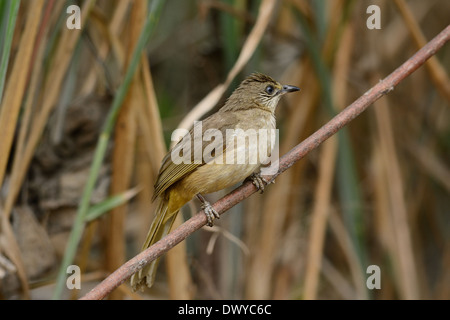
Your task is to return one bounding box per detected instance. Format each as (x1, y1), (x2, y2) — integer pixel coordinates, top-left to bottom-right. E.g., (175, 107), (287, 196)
(84, 188), (140, 223)
(220, 0), (240, 70)
(312, 0), (327, 44)
(0, 0), (21, 103)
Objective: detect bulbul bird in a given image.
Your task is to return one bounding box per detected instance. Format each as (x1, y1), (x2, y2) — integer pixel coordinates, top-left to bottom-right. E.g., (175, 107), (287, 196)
(130, 72), (300, 291)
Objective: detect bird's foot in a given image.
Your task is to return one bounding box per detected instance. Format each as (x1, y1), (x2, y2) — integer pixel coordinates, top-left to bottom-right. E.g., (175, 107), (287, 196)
(196, 194), (220, 227)
(246, 172), (271, 194)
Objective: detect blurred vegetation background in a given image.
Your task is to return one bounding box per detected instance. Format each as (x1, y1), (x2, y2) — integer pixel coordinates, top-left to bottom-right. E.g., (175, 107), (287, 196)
(0, 0), (448, 300)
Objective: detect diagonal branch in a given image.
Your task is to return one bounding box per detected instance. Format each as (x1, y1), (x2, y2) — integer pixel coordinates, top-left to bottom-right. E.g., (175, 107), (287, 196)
(80, 24), (450, 300)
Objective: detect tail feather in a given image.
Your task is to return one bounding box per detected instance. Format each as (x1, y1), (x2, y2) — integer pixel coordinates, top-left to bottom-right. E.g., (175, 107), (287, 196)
(130, 197), (179, 291)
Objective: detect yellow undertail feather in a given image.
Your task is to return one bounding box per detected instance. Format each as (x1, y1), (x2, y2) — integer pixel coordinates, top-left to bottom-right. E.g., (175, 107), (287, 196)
(130, 197), (179, 291)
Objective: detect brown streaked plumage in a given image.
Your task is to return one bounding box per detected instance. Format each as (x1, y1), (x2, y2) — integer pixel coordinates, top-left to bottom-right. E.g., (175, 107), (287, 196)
(130, 73), (300, 291)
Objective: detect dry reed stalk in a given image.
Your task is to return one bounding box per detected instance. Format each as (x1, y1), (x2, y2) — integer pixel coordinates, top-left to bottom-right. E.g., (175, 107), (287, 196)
(165, 228), (194, 299)
(135, 135), (157, 243)
(394, 0), (450, 102)
(134, 71), (162, 231)
(281, 63), (320, 149)
(80, 14), (108, 93)
(371, 144), (397, 299)
(373, 92), (420, 299)
(245, 168), (293, 299)
(3, 0), (95, 221)
(0, 0), (46, 298)
(303, 137), (338, 300)
(134, 89), (160, 258)
(139, 54), (193, 299)
(321, 256), (356, 299)
(139, 56), (166, 169)
(80, 0), (131, 95)
(3, 1), (53, 218)
(382, 1), (433, 60)
(1, 1), (59, 299)
(105, 83), (137, 299)
(0, 0), (44, 188)
(408, 142), (450, 194)
(105, 0), (145, 299)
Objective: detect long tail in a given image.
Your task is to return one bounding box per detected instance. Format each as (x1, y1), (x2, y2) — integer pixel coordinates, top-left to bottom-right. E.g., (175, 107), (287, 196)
(130, 196), (179, 291)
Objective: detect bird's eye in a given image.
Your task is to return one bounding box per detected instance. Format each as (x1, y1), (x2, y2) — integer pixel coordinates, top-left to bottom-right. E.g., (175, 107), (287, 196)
(265, 85), (274, 95)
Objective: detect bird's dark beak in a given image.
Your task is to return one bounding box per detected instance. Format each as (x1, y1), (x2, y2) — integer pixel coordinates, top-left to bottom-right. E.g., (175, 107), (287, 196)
(281, 84), (300, 94)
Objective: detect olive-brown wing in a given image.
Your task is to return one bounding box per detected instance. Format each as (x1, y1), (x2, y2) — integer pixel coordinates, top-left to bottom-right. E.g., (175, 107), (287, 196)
(152, 111), (238, 201)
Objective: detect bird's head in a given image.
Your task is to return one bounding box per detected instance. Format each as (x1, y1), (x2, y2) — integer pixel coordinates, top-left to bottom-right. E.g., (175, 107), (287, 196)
(223, 73), (300, 113)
